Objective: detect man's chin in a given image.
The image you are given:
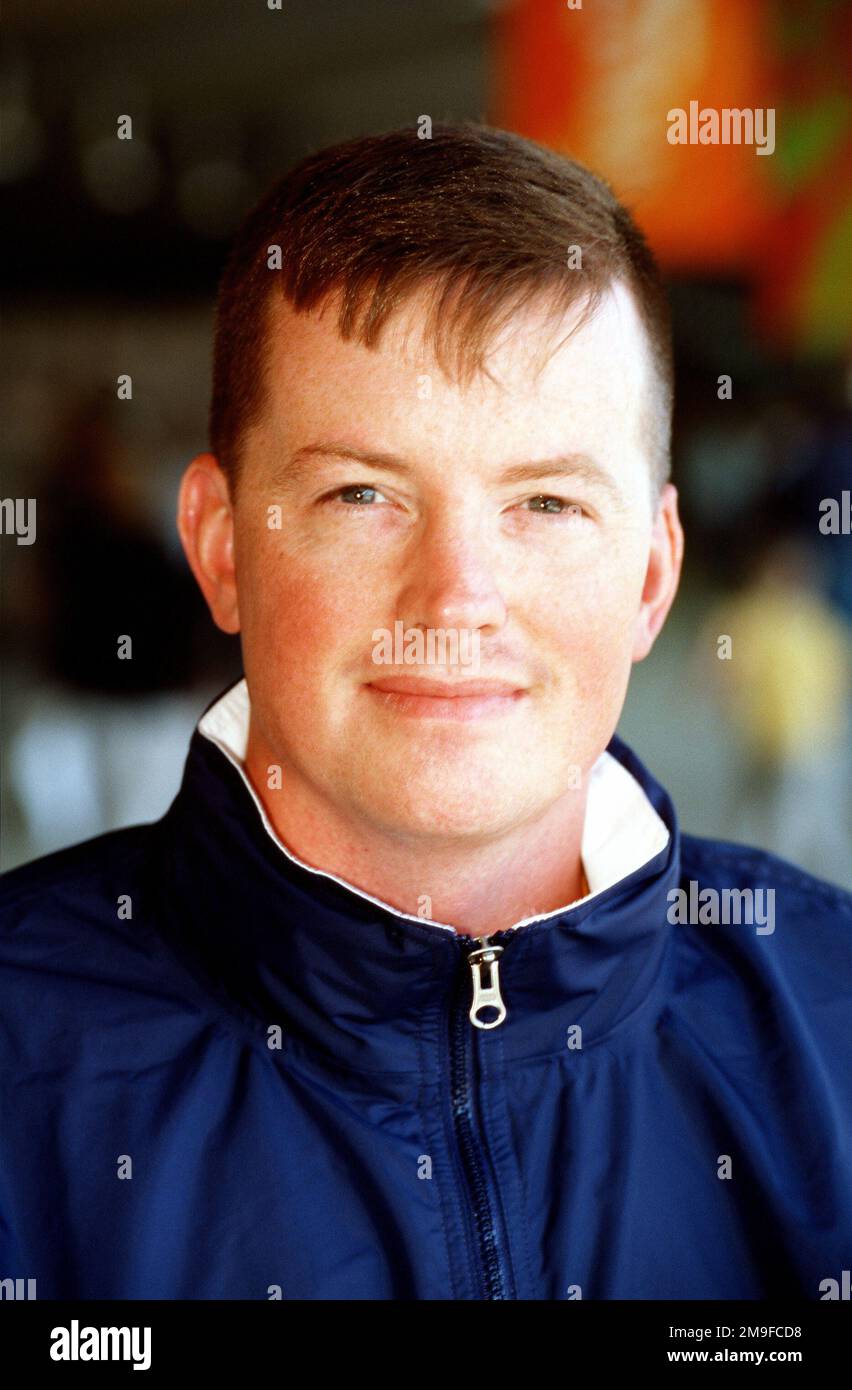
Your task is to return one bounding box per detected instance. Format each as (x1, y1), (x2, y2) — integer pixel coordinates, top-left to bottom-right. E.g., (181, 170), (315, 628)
(346, 769), (557, 845)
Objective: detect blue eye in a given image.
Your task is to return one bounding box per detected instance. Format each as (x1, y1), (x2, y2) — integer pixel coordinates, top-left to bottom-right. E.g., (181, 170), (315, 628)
(327, 484), (385, 506)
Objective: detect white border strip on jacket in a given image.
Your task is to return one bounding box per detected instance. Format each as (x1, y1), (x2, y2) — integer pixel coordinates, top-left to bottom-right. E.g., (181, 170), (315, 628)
(199, 678), (670, 935)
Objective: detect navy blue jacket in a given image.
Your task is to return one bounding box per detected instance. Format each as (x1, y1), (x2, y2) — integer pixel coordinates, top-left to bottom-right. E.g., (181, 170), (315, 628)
(2, 687), (851, 1300)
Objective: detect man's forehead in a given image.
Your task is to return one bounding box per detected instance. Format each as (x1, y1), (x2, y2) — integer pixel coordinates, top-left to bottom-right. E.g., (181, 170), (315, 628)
(245, 296), (651, 515)
(261, 277), (652, 403)
(248, 279), (657, 509)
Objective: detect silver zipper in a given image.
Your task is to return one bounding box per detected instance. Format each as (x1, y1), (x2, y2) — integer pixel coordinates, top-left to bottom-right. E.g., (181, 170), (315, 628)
(467, 936), (507, 1030)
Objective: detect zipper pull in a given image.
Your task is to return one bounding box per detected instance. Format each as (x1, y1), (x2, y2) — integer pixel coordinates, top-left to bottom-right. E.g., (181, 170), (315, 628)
(467, 935), (507, 1030)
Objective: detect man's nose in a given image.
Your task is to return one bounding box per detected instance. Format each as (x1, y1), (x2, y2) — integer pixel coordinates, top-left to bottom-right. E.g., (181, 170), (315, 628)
(396, 515), (507, 636)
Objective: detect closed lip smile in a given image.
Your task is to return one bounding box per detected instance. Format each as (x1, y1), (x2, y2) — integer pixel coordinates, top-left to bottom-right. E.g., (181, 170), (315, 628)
(365, 675), (528, 720)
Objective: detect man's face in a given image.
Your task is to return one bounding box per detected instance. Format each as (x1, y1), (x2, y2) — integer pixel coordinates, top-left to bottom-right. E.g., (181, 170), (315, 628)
(207, 281), (680, 844)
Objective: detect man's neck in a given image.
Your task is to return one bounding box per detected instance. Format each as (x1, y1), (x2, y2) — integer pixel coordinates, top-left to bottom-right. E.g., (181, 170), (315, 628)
(244, 736), (589, 937)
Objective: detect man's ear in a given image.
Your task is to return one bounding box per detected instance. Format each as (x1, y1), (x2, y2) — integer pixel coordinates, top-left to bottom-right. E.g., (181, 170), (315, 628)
(632, 482), (684, 662)
(177, 453), (240, 634)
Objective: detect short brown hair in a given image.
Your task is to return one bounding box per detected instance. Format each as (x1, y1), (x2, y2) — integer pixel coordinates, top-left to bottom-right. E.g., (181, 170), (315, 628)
(209, 121), (673, 493)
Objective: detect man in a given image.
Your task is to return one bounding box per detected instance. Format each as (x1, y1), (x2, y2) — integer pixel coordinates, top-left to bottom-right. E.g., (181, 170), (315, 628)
(1, 124), (850, 1301)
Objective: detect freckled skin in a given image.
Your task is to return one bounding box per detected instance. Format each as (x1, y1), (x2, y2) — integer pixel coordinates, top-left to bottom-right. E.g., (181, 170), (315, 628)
(179, 281), (683, 933)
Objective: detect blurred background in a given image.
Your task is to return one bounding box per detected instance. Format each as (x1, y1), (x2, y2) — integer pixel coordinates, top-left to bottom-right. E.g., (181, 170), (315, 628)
(1, 0), (850, 883)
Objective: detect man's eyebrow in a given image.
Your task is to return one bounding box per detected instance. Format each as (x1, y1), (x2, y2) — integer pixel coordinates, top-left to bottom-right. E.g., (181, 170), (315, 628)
(497, 457), (624, 500)
(279, 442), (625, 501)
(279, 443), (411, 485)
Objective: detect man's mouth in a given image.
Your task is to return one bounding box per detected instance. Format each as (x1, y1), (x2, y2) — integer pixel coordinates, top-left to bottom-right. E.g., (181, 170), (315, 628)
(364, 675), (528, 721)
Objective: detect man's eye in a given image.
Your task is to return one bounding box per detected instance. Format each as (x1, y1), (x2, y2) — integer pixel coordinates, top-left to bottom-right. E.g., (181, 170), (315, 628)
(522, 495), (585, 516)
(324, 484), (387, 506)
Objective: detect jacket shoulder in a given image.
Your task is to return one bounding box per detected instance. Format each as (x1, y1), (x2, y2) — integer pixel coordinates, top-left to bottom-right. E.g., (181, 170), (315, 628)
(0, 824), (153, 919)
(679, 832), (852, 918)
(0, 825), (162, 984)
(0, 812), (238, 1209)
(0, 820), (221, 1069)
(670, 834), (852, 1077)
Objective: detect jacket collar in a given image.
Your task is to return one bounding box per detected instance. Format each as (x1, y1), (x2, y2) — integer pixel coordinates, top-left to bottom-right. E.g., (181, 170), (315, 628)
(154, 679), (680, 1072)
(198, 678), (671, 930)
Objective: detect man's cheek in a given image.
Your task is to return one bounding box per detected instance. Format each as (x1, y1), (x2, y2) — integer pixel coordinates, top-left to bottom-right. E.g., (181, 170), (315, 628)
(551, 609), (634, 698)
(549, 572), (636, 643)
(257, 586), (363, 678)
